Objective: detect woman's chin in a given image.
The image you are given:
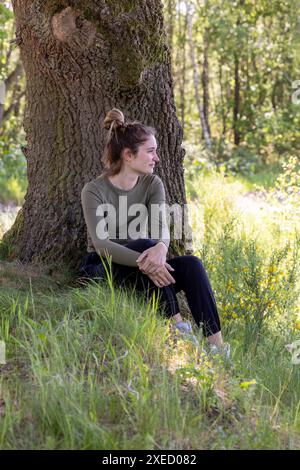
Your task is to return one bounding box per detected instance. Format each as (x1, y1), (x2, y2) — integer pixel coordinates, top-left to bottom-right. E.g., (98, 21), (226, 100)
(138, 166), (155, 175)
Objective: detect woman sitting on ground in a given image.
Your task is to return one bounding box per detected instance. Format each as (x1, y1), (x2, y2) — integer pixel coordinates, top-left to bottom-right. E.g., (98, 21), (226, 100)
(81, 108), (230, 357)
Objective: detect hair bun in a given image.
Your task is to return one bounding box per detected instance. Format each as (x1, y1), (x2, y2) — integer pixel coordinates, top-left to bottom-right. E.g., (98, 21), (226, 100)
(103, 108), (125, 130)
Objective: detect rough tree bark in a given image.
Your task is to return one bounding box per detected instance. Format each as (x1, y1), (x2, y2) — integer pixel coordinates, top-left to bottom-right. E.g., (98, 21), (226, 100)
(2, 0), (191, 272)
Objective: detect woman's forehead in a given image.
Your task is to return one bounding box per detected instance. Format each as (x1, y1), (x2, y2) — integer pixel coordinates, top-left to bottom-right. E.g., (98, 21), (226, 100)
(143, 135), (157, 147)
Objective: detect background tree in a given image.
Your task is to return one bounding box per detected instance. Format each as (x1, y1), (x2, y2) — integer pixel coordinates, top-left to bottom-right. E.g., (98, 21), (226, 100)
(1, 0), (190, 270)
(0, 3), (26, 204)
(164, 0), (300, 171)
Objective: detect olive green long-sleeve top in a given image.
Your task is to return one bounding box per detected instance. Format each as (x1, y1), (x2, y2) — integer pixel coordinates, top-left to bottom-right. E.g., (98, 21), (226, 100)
(81, 173), (170, 267)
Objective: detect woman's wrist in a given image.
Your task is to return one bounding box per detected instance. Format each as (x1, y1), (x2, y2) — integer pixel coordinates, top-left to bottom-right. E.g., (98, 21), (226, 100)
(156, 241), (168, 252)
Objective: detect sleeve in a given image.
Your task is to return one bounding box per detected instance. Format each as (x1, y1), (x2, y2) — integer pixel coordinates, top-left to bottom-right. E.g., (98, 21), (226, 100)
(147, 176), (170, 250)
(81, 183), (141, 267)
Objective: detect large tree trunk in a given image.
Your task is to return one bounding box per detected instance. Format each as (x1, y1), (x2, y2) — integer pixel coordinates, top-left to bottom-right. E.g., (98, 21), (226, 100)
(2, 0), (190, 271)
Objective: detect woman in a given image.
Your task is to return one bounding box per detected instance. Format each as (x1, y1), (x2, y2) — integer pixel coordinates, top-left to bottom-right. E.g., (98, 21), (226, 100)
(81, 108), (230, 358)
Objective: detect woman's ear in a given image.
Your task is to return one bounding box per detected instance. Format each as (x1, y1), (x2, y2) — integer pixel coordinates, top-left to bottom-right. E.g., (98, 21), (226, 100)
(122, 147), (133, 163)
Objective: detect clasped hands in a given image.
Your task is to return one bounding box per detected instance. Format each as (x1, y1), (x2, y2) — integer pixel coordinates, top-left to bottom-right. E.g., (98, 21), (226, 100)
(136, 242), (175, 288)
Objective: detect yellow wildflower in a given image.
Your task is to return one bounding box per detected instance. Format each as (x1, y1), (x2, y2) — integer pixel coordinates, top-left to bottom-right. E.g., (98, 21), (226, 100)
(240, 379), (257, 389)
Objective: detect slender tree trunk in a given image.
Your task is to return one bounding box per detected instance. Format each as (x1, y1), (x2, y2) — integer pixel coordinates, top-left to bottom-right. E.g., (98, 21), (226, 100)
(1, 61), (24, 125)
(218, 62), (227, 138)
(4, 62), (23, 92)
(2, 90), (25, 123)
(233, 51), (241, 146)
(175, 0), (187, 136)
(201, 28), (211, 138)
(2, 0), (190, 270)
(181, 8), (188, 136)
(0, 81), (5, 129)
(186, 3), (211, 150)
(165, 0), (176, 55)
(233, 2), (245, 146)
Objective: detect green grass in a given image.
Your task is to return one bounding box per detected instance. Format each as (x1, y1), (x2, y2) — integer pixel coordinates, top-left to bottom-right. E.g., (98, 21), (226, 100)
(1, 164), (300, 449)
(0, 269), (299, 449)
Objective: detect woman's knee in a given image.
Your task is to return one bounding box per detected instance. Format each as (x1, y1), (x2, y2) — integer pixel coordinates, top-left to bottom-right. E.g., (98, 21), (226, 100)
(183, 255), (204, 272)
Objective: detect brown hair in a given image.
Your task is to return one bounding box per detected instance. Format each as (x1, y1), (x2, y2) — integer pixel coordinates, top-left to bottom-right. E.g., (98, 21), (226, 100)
(101, 108), (156, 177)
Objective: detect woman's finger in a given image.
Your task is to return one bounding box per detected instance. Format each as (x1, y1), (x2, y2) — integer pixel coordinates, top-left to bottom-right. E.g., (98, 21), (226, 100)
(155, 272), (171, 287)
(140, 262), (163, 275)
(138, 259), (151, 272)
(136, 251), (148, 263)
(165, 262), (175, 271)
(150, 276), (163, 287)
(161, 268), (175, 284)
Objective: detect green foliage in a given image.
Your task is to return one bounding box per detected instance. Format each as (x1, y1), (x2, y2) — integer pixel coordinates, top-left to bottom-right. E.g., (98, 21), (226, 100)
(183, 139), (269, 180)
(0, 4), (14, 44)
(168, 0), (300, 169)
(204, 224), (300, 351)
(270, 156), (300, 206)
(0, 141), (27, 204)
(186, 167), (300, 353)
(0, 2), (26, 204)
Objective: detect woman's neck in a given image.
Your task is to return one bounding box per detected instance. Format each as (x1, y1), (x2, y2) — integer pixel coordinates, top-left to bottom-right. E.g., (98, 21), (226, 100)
(108, 171), (139, 191)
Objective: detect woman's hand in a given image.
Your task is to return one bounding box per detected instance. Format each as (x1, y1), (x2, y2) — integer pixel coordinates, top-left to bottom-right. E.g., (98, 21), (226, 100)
(146, 264), (176, 287)
(136, 242), (168, 275)
(136, 242), (176, 287)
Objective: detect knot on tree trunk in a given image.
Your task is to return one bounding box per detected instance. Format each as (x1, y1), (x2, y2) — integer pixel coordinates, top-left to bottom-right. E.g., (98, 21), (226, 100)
(51, 7), (96, 50)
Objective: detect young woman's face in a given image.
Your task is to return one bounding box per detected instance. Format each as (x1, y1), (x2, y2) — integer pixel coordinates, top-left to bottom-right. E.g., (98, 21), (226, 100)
(125, 134), (159, 175)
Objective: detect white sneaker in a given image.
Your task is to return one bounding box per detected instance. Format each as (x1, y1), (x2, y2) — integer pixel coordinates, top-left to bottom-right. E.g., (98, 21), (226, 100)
(208, 342), (232, 365)
(174, 321), (200, 348)
(175, 321), (193, 333)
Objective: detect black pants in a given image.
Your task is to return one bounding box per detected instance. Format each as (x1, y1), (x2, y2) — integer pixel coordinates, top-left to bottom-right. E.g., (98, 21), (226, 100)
(80, 239), (221, 337)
